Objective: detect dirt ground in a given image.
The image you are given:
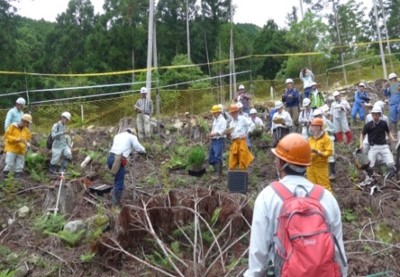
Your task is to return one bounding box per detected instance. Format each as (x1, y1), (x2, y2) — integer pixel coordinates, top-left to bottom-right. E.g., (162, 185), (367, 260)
(1, 80), (400, 276)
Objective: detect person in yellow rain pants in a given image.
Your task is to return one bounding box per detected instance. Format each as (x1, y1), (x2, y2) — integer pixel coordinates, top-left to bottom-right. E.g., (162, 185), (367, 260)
(307, 118), (333, 191)
(226, 104), (254, 170)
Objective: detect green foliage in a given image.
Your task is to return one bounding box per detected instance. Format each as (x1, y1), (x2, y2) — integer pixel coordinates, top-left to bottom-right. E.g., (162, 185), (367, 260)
(187, 146), (206, 170)
(47, 229), (85, 247)
(170, 241), (181, 256)
(34, 214), (66, 233)
(0, 246), (11, 258)
(210, 208), (221, 226)
(148, 251), (173, 271)
(0, 269), (16, 277)
(25, 151), (47, 175)
(347, 165), (358, 183)
(342, 208), (357, 222)
(79, 252), (95, 263)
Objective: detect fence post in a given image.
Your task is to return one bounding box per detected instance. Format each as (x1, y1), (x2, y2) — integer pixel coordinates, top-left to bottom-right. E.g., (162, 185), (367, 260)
(270, 86), (274, 100)
(80, 105), (84, 126)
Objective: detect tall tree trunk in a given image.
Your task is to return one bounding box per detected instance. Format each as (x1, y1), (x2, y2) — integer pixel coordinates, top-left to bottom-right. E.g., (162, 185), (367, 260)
(146, 0), (155, 99)
(379, 0), (393, 72)
(373, 0), (387, 79)
(333, 1), (347, 85)
(186, 0), (190, 61)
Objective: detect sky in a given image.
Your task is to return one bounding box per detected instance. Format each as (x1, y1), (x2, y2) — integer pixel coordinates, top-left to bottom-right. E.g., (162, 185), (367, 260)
(14, 0), (372, 28)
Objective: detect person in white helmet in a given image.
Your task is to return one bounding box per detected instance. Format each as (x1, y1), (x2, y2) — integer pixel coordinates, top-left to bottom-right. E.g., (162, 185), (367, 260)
(134, 87), (153, 140)
(383, 73), (400, 132)
(298, 98), (314, 139)
(271, 100), (292, 147)
(49, 112), (72, 174)
(235, 84), (251, 114)
(360, 107), (397, 180)
(330, 91), (353, 143)
(351, 82), (370, 124)
(4, 97), (26, 131)
(282, 78), (300, 132)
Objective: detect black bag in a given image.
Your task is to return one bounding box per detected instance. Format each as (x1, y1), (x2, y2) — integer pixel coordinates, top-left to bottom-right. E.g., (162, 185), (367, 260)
(46, 124), (59, 150)
(46, 133), (53, 150)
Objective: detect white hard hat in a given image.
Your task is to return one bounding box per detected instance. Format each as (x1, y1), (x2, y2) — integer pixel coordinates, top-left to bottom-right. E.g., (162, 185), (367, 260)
(236, 102), (243, 109)
(313, 109), (323, 116)
(275, 101), (283, 109)
(140, 87), (147, 94)
(249, 108), (257, 115)
(238, 84), (245, 90)
(373, 101), (385, 110)
(358, 82), (366, 87)
(371, 107), (382, 114)
(388, 73), (397, 80)
(327, 95), (334, 101)
(285, 78), (294, 84)
(302, 98), (311, 107)
(61, 111), (71, 121)
(16, 97), (26, 106)
(333, 91), (340, 97)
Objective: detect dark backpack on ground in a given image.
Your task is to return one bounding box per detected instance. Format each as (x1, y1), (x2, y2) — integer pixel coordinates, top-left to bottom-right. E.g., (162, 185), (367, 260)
(271, 181), (346, 277)
(46, 124), (59, 150)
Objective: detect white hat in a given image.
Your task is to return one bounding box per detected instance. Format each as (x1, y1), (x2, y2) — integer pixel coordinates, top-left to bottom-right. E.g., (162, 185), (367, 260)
(320, 104), (330, 113)
(16, 97), (26, 106)
(61, 111), (71, 121)
(327, 95), (334, 101)
(140, 87), (147, 94)
(302, 98), (311, 107)
(311, 81), (317, 86)
(313, 109), (323, 116)
(388, 73), (397, 80)
(333, 91), (340, 97)
(358, 82), (366, 87)
(249, 108), (257, 115)
(236, 102), (243, 109)
(238, 84), (245, 90)
(373, 101), (385, 110)
(275, 101), (283, 109)
(371, 107), (382, 114)
(285, 78), (294, 84)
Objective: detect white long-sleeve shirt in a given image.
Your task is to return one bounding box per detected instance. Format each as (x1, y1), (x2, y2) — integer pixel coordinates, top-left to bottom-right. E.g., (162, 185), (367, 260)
(330, 99), (351, 119)
(244, 175), (348, 277)
(271, 110), (292, 131)
(211, 114), (227, 139)
(109, 132), (145, 158)
(229, 115), (249, 139)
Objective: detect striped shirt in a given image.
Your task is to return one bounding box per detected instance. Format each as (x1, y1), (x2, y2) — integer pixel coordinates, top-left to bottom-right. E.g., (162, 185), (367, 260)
(135, 98), (153, 115)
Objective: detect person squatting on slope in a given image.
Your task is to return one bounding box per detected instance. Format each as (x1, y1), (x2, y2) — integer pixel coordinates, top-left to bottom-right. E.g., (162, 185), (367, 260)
(134, 87), (154, 140)
(307, 118), (334, 192)
(3, 114), (32, 178)
(270, 101), (292, 148)
(107, 128), (146, 207)
(383, 72), (400, 133)
(207, 105), (227, 176)
(226, 104), (254, 170)
(244, 133), (347, 277)
(50, 112), (72, 174)
(298, 98), (314, 139)
(360, 107), (397, 180)
(351, 82), (370, 124)
(330, 91), (353, 143)
(281, 78), (300, 131)
(4, 97), (26, 131)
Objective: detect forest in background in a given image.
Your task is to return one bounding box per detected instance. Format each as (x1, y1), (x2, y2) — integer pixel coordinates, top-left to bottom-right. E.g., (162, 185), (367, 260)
(0, 0), (400, 106)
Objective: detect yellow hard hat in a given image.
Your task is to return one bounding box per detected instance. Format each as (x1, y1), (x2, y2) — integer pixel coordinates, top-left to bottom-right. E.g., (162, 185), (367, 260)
(210, 105), (222, 113)
(21, 114), (32, 124)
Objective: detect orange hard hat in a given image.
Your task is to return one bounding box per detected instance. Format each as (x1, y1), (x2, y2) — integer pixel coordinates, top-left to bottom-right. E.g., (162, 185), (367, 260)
(271, 133), (311, 166)
(229, 104), (239, 113)
(310, 118), (324, 127)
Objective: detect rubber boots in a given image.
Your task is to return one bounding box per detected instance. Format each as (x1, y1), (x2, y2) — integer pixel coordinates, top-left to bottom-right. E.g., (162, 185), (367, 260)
(345, 131), (353, 144)
(335, 132), (343, 143)
(60, 160), (69, 172)
(329, 162), (336, 180)
(112, 189), (123, 207)
(49, 164), (57, 174)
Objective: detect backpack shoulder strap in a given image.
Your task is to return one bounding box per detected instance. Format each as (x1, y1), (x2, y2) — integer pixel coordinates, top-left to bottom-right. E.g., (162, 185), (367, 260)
(271, 181), (294, 201)
(308, 185), (324, 201)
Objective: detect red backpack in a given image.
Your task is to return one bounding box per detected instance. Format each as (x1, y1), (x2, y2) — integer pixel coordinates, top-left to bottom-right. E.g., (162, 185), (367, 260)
(271, 182), (346, 277)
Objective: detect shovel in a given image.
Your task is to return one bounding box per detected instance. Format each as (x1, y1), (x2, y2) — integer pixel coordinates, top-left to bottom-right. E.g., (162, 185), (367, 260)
(48, 171), (65, 215)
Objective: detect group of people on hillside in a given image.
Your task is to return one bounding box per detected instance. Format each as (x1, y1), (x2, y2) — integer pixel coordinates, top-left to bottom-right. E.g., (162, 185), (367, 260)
(2, 98), (73, 178)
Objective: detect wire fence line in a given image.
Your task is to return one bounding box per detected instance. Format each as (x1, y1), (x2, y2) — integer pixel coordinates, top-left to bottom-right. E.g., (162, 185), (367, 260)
(0, 62), (399, 135)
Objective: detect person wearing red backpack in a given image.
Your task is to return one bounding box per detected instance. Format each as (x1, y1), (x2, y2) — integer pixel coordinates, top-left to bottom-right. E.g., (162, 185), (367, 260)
(244, 133), (347, 277)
